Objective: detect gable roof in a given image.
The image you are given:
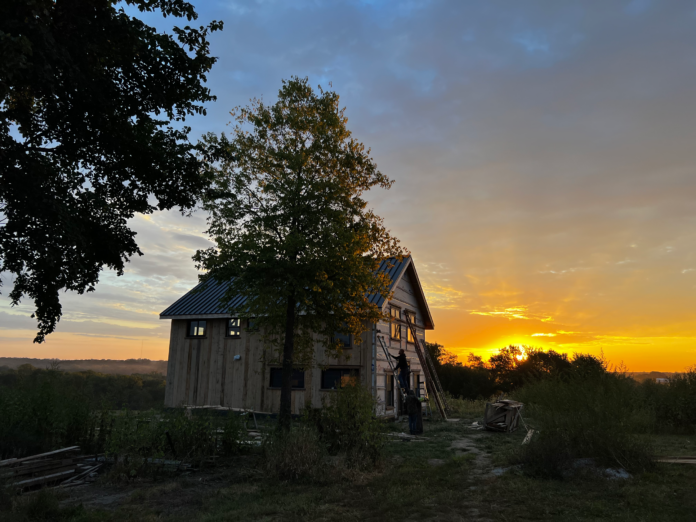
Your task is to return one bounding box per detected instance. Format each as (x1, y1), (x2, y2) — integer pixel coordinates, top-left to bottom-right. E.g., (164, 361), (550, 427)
(160, 256), (434, 329)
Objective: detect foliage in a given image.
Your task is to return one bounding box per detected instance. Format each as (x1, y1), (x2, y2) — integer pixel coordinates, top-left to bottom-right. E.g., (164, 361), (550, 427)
(195, 76), (405, 427)
(310, 380), (385, 468)
(513, 372), (654, 477)
(0, 0), (223, 342)
(639, 366), (696, 433)
(427, 342), (609, 399)
(262, 425), (326, 482)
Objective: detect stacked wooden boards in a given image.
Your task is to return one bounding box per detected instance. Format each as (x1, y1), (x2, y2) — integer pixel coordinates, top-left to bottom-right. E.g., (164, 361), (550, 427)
(0, 447), (101, 490)
(483, 400), (524, 432)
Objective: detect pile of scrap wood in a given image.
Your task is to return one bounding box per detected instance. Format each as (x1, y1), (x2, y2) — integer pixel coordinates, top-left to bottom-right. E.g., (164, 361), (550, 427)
(483, 399), (524, 432)
(0, 446), (102, 491)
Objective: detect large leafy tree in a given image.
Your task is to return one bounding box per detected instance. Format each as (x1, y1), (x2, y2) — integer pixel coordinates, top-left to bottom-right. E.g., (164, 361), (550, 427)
(195, 77), (406, 429)
(0, 1), (222, 341)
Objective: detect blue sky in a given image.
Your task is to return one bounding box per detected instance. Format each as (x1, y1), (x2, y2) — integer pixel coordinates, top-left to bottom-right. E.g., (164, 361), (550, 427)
(2, 1), (696, 370)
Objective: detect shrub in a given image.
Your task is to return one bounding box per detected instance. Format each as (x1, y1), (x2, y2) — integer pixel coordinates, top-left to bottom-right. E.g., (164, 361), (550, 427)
(312, 381), (385, 469)
(639, 367), (696, 433)
(262, 426), (325, 481)
(513, 373), (654, 477)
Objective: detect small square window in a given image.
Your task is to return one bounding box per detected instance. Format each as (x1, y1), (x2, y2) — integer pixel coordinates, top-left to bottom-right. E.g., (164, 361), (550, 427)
(188, 320), (206, 337)
(247, 318), (258, 331)
(227, 318), (241, 338)
(269, 368), (305, 389)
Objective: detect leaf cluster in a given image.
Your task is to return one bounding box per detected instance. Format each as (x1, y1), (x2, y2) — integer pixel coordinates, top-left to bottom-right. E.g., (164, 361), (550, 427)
(0, 0), (222, 341)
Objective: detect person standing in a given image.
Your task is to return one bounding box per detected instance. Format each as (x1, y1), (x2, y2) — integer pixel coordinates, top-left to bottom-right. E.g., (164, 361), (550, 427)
(405, 390), (422, 435)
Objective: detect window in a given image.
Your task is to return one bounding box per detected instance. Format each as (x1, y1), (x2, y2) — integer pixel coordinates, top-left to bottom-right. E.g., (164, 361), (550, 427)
(269, 368), (305, 389)
(321, 368), (360, 390)
(415, 374), (423, 398)
(333, 331), (352, 349)
(247, 318), (258, 331)
(386, 374), (394, 407)
(188, 320), (206, 337)
(227, 318), (241, 338)
(390, 307), (401, 340)
(405, 311), (416, 343)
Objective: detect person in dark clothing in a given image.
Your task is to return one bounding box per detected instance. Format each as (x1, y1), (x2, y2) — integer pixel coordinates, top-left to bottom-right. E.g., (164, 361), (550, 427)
(405, 390), (422, 435)
(390, 349), (410, 391)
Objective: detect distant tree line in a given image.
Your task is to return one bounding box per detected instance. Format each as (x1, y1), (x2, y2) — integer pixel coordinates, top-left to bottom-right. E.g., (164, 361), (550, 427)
(425, 343), (608, 399)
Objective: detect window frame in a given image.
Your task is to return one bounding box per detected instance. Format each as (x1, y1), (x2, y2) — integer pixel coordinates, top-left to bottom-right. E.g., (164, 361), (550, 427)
(386, 374), (395, 407)
(187, 320), (207, 338)
(320, 368), (360, 390)
(390, 306), (402, 340)
(226, 318), (241, 338)
(333, 330), (352, 350)
(405, 310), (416, 344)
(268, 368), (305, 390)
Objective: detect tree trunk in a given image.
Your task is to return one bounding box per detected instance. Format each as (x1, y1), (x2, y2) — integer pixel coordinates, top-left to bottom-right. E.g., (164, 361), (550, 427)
(279, 292), (296, 431)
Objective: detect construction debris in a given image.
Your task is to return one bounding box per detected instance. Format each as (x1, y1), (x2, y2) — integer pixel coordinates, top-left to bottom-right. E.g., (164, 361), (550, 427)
(0, 447), (102, 491)
(483, 400), (524, 432)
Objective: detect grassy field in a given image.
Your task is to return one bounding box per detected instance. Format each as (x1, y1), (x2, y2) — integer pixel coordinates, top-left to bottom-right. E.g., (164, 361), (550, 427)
(7, 407), (695, 522)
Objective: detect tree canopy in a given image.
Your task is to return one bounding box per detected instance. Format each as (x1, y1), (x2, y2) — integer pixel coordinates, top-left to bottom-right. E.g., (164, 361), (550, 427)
(195, 77), (406, 427)
(0, 0), (222, 341)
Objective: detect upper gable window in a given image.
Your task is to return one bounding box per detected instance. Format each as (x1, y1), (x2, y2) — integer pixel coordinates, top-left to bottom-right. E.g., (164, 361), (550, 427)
(227, 318), (241, 338)
(188, 320), (206, 337)
(405, 311), (416, 343)
(390, 307), (401, 340)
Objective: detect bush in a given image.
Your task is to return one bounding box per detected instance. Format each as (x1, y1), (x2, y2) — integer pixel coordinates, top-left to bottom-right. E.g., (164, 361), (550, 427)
(262, 426), (325, 481)
(313, 381), (385, 469)
(639, 367), (696, 433)
(513, 373), (654, 477)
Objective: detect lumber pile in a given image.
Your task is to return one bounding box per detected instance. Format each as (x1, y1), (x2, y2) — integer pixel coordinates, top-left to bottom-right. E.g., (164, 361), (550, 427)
(0, 447), (102, 491)
(483, 399), (524, 432)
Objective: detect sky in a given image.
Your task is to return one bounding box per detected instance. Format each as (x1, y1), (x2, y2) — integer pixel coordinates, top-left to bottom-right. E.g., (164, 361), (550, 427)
(2, 0), (696, 371)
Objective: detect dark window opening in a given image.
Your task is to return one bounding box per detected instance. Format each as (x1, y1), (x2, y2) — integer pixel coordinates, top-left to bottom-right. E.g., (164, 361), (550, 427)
(227, 318), (241, 338)
(188, 320), (206, 337)
(321, 368), (360, 390)
(386, 374), (395, 407)
(333, 331), (352, 349)
(247, 318), (258, 331)
(269, 368), (305, 389)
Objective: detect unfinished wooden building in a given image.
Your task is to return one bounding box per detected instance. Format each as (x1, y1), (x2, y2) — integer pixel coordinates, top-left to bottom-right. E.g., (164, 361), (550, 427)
(160, 256), (434, 417)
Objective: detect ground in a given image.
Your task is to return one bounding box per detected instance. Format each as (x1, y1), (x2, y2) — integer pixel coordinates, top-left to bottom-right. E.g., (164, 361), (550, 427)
(41, 415), (696, 521)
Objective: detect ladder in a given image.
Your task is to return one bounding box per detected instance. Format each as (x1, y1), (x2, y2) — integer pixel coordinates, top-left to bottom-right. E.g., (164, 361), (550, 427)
(377, 335), (409, 406)
(405, 314), (448, 420)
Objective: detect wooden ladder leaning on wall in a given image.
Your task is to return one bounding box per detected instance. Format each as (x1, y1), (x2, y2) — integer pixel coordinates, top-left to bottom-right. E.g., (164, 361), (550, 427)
(405, 314), (449, 420)
(377, 335), (409, 406)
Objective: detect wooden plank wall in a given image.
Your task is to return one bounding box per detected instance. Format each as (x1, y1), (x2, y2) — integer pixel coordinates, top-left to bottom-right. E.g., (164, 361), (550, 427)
(162, 307), (420, 417)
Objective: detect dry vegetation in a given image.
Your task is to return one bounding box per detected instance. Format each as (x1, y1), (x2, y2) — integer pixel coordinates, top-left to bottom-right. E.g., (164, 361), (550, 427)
(1, 359), (695, 521)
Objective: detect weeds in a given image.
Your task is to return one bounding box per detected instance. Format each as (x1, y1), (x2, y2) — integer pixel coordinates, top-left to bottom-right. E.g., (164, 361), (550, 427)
(262, 426), (325, 481)
(513, 373), (654, 477)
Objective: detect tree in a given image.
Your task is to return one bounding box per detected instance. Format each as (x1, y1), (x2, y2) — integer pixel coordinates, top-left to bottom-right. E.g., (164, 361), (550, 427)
(194, 77), (405, 429)
(0, 1), (223, 342)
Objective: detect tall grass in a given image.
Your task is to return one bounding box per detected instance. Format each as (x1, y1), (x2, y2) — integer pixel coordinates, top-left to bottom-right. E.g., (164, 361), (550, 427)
(513, 372), (654, 477)
(639, 367), (696, 433)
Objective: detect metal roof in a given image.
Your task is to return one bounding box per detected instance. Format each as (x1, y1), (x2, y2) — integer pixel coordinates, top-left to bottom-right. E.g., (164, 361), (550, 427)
(159, 256), (428, 326)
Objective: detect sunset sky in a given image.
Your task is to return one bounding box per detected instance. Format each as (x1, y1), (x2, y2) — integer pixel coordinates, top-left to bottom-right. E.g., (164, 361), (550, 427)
(2, 1), (696, 371)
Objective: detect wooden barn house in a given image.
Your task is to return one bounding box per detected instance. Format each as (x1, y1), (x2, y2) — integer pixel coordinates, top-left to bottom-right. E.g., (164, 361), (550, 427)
(160, 256), (435, 417)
